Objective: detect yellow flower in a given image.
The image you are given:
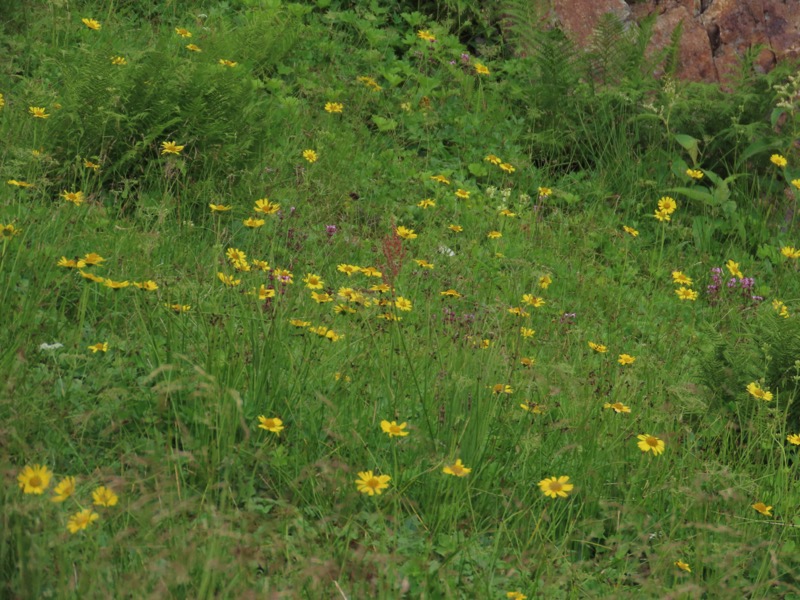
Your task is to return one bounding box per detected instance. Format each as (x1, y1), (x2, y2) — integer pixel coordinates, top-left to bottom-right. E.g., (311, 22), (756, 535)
(539, 275), (552, 289)
(302, 149), (318, 163)
(81, 18), (101, 30)
(361, 266), (382, 277)
(355, 471), (391, 495)
(522, 294), (545, 307)
(232, 258), (250, 272)
(17, 464), (52, 494)
(290, 318), (310, 328)
(416, 30), (436, 42)
(455, 189), (470, 199)
(337, 264), (361, 276)
(520, 327), (535, 338)
(166, 303), (191, 313)
(396, 226), (417, 240)
(686, 169), (703, 180)
(79, 270), (104, 282)
(443, 459), (471, 477)
(0, 92), (4, 109)
(68, 509), (100, 533)
(217, 272), (241, 287)
(623, 225), (639, 237)
(603, 402), (631, 413)
(0, 223), (22, 239)
(637, 434), (665, 456)
(252, 259), (270, 271)
(675, 561), (691, 573)
(675, 287), (698, 301)
(538, 186), (552, 198)
(357, 76), (382, 91)
(538, 476), (574, 499)
(226, 247), (246, 263)
(492, 384), (513, 395)
(209, 203), (232, 212)
(506, 592), (527, 600)
(508, 307), (529, 317)
(88, 342), (108, 353)
(654, 208), (671, 222)
(380, 420), (409, 437)
(7, 179), (34, 188)
(83, 253), (104, 266)
(92, 486), (119, 507)
(786, 433), (800, 445)
(161, 141), (184, 155)
(499, 208), (516, 217)
(110, 56), (127, 65)
(671, 271), (692, 285)
(774, 300), (791, 318)
(746, 382), (773, 401)
(484, 154), (502, 165)
(520, 357), (535, 368)
(84, 159), (101, 171)
(257, 285), (276, 300)
(770, 154), (787, 167)
(394, 297), (412, 311)
(258, 416), (284, 434)
(487, 230), (502, 239)
(254, 198), (280, 215)
(303, 273), (324, 289)
(414, 259), (434, 269)
(51, 476), (76, 502)
(218, 59), (238, 67)
(133, 280), (158, 291)
(186, 44), (201, 52)
(430, 174), (450, 185)
(726, 259), (743, 278)
(58, 257), (86, 269)
(618, 354), (635, 365)
(417, 198), (436, 208)
(441, 289), (461, 298)
(312, 291), (333, 303)
(448, 224), (463, 233)
(792, 179), (800, 190)
(781, 246), (800, 259)
(28, 106), (50, 119)
(752, 502), (772, 517)
(324, 102), (343, 113)
(519, 401), (543, 413)
(175, 27), (192, 38)
(243, 217), (265, 228)
(61, 190), (85, 206)
(103, 279), (130, 290)
(499, 163), (515, 173)
(588, 341), (607, 353)
(658, 196), (677, 214)
(474, 63), (490, 75)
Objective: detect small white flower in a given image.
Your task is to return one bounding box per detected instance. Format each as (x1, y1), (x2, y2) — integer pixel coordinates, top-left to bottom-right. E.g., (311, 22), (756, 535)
(39, 342), (64, 351)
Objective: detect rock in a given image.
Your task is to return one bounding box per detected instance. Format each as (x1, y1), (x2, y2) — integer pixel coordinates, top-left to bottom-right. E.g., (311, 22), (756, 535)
(649, 3), (717, 82)
(552, 0), (631, 44)
(548, 0), (800, 84)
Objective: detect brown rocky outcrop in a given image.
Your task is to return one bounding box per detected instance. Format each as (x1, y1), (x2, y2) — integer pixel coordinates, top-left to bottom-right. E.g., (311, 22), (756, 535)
(550, 0), (800, 84)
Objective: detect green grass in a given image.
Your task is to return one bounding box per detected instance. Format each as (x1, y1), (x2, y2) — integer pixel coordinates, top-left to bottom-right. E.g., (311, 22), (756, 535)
(2, 1), (800, 598)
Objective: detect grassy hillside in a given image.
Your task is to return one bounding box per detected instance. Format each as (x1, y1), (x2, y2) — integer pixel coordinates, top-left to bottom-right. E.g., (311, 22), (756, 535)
(2, 1), (800, 597)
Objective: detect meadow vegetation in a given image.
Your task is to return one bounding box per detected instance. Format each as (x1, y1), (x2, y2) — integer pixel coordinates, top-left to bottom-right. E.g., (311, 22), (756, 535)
(2, 0), (800, 597)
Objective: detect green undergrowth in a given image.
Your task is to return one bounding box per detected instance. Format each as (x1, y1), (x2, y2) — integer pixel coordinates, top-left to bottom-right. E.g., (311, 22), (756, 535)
(2, 1), (800, 598)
